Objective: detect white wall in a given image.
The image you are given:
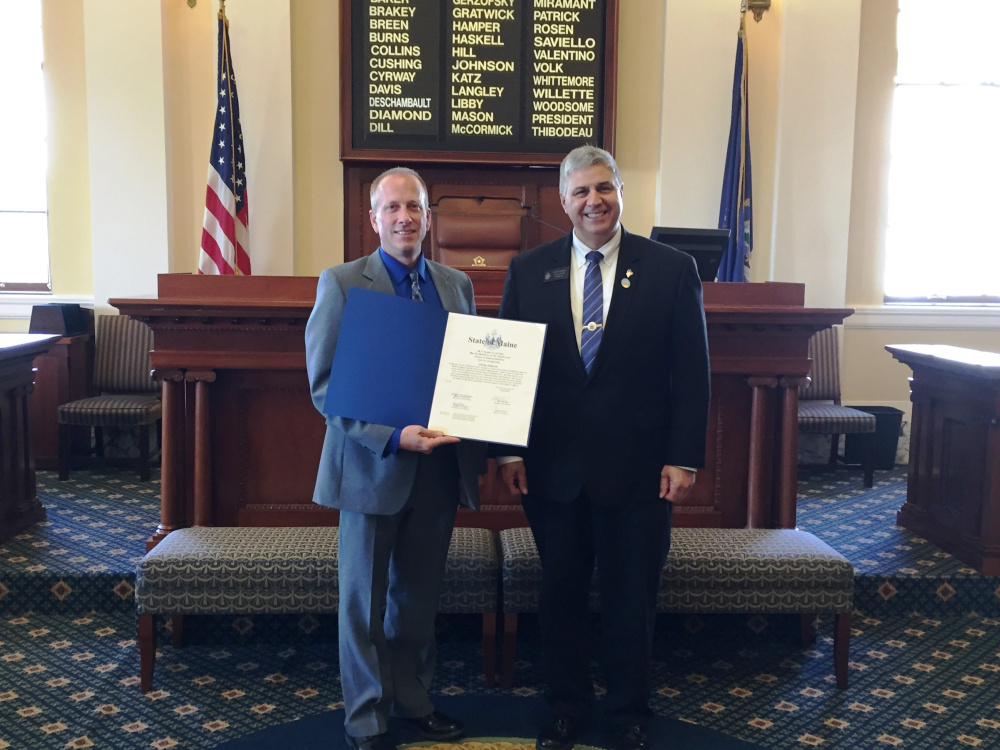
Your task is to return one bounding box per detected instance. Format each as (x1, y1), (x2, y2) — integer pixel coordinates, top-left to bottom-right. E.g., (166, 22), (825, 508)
(81, 0), (294, 307)
(83, 0), (171, 310)
(655, 1), (863, 309)
(657, 0), (739, 228)
(225, 0), (293, 276)
(769, 0), (862, 308)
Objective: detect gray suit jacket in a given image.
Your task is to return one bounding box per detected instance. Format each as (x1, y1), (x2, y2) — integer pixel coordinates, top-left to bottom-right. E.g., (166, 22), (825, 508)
(305, 251), (484, 515)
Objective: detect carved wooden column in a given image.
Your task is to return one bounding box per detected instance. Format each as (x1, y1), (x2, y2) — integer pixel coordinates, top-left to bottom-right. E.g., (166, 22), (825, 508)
(778, 376), (808, 529)
(746, 376), (778, 528)
(185, 370), (216, 527)
(149, 369), (184, 550)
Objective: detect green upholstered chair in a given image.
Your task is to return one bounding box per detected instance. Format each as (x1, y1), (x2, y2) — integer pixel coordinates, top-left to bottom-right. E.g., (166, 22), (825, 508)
(798, 327), (878, 486)
(56, 314), (160, 481)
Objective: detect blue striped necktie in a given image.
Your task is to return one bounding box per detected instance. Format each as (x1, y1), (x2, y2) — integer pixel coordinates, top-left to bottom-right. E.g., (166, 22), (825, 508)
(581, 250), (604, 373)
(409, 270), (424, 302)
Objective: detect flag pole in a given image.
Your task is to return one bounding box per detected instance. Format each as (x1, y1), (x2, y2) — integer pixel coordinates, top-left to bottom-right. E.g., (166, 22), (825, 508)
(219, 0), (242, 275)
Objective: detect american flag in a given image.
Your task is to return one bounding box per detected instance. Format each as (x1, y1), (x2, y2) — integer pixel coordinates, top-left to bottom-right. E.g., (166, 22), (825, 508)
(199, 9), (250, 275)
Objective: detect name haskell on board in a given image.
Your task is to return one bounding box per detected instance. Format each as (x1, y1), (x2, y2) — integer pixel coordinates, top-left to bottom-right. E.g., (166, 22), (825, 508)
(363, 0), (603, 142)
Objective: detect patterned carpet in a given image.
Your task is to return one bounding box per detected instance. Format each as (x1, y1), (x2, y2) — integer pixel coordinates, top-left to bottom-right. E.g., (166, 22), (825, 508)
(2, 467), (1000, 749)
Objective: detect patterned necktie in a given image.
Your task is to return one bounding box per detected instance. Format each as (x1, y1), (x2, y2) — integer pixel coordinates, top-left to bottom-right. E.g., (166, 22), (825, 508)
(581, 250), (604, 373)
(409, 270), (424, 302)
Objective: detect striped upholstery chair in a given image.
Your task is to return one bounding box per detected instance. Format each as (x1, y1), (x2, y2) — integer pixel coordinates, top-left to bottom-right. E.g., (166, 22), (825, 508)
(798, 327), (878, 486)
(57, 314), (160, 481)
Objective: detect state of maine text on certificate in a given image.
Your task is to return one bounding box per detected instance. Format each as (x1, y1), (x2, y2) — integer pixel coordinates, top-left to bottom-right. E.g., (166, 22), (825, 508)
(427, 314), (546, 447)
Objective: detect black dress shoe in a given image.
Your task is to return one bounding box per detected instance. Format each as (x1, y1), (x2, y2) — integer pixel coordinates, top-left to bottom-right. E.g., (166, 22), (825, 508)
(537, 713), (577, 750)
(344, 731), (397, 750)
(402, 710), (464, 741)
(611, 723), (651, 750)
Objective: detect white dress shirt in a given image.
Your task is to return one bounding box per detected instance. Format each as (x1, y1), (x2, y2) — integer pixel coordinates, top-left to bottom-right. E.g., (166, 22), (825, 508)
(570, 228), (621, 352)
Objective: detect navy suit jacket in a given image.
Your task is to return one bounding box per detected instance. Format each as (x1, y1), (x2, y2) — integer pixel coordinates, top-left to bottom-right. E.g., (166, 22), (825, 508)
(305, 251), (485, 515)
(497, 229), (711, 505)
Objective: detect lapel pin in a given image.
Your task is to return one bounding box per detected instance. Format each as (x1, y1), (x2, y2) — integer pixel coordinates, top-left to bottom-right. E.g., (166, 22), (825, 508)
(621, 278), (631, 289)
(626, 269), (634, 278)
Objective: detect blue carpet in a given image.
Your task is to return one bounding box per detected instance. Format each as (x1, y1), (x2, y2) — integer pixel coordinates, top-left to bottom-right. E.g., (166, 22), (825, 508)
(6, 467), (1000, 749)
(211, 694), (766, 749)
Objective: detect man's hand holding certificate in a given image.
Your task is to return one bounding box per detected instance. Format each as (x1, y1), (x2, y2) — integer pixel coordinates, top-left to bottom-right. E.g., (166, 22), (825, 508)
(323, 287), (546, 447)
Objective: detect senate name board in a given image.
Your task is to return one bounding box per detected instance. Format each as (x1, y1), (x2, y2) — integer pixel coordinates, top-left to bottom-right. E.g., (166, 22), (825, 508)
(347, 0), (614, 161)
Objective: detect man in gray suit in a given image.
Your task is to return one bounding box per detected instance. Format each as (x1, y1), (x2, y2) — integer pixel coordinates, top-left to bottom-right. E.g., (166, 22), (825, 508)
(305, 167), (485, 750)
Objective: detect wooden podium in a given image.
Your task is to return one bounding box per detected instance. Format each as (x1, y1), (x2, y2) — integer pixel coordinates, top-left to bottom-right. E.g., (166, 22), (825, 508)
(112, 275), (850, 549)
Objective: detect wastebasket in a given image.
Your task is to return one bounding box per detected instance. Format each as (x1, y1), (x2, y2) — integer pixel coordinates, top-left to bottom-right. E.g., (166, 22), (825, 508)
(843, 406), (904, 470)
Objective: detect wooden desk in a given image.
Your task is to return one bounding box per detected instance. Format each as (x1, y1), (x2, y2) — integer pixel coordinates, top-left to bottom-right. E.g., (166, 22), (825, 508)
(29, 333), (95, 469)
(113, 275), (850, 548)
(0, 334), (58, 542)
(887, 344), (1000, 574)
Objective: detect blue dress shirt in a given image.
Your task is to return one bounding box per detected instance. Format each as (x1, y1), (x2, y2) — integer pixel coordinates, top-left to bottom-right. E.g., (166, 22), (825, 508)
(378, 248), (443, 453)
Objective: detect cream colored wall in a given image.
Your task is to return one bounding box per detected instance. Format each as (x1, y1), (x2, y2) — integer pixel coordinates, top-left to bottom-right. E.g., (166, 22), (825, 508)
(743, 2), (780, 283)
(163, 0), (214, 277)
(291, 0), (344, 274)
(613, 0), (665, 233)
(846, 0), (895, 309)
(15, 0), (1000, 405)
(844, 326), (1000, 403)
(43, 0), (92, 299)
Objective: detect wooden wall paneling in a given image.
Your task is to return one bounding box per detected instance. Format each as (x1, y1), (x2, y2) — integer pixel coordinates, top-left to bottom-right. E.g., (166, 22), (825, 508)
(344, 164), (572, 312)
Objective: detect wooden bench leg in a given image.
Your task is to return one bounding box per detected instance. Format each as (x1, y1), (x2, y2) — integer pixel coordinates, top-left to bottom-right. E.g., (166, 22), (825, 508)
(171, 614), (184, 648)
(502, 613), (519, 689)
(482, 613), (497, 688)
(139, 614), (155, 693)
(800, 613), (817, 648)
(834, 612), (851, 689)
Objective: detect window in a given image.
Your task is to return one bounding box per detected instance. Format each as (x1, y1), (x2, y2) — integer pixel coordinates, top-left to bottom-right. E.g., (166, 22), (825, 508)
(884, 0), (1000, 303)
(0, 0), (50, 293)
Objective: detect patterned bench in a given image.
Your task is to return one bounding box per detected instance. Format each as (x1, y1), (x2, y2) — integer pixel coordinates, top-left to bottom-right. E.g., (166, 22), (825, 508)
(136, 526), (500, 692)
(499, 526), (854, 689)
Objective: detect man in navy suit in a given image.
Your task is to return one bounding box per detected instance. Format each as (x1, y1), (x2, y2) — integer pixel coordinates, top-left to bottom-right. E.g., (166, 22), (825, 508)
(305, 167), (485, 750)
(497, 146), (711, 750)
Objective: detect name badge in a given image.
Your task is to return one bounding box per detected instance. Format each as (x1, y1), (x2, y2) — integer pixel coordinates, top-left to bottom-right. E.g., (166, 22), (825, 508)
(543, 267), (570, 282)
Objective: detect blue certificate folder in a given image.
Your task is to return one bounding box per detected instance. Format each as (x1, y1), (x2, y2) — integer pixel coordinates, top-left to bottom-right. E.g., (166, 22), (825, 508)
(323, 287), (448, 429)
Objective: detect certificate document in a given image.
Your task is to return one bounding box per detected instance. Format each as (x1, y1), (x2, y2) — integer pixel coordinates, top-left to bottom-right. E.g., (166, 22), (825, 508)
(324, 287), (545, 447)
(428, 315), (546, 446)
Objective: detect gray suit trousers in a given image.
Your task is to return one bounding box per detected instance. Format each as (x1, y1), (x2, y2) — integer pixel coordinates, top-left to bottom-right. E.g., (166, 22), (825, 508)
(337, 447), (459, 738)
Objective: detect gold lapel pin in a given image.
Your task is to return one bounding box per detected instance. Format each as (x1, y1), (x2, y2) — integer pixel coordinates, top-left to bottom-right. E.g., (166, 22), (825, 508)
(621, 278), (631, 289)
(626, 269), (634, 278)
